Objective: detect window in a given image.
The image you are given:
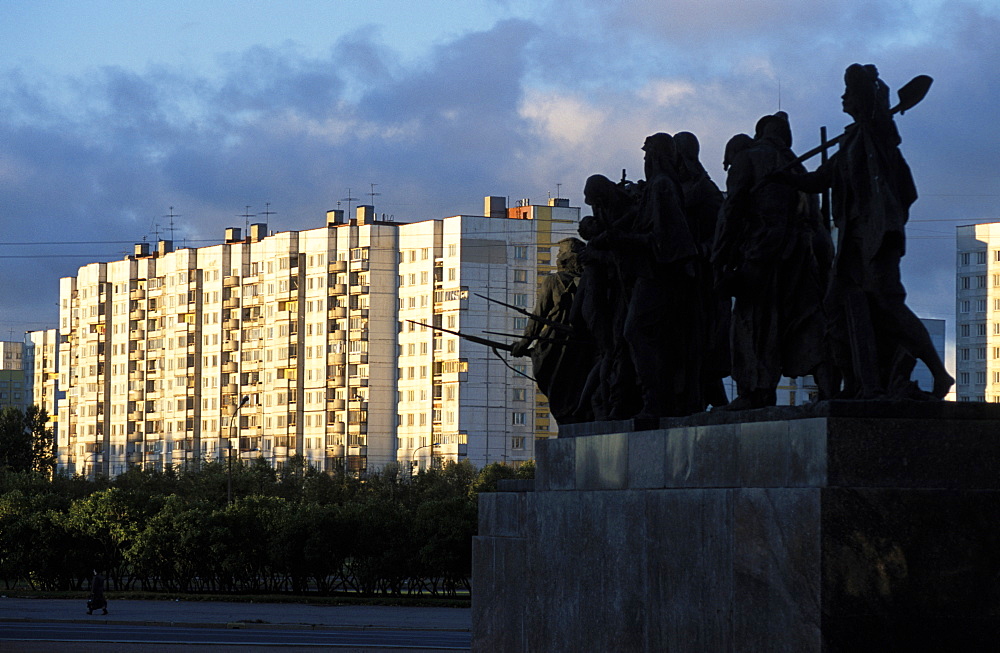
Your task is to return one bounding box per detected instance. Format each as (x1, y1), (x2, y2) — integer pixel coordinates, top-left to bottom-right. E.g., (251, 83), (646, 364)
(979, 323), (988, 336)
(512, 436), (525, 450)
(961, 324), (970, 337)
(512, 412), (526, 425)
(961, 252), (971, 265)
(962, 300), (970, 313)
(961, 277), (971, 289)
(960, 348), (970, 361)
(514, 246), (528, 259)
(978, 275), (987, 288)
(978, 299), (987, 312)
(513, 293), (528, 307)
(513, 317), (528, 330)
(960, 372), (970, 385)
(513, 388), (526, 401)
(978, 251), (988, 264)
(513, 269), (528, 283)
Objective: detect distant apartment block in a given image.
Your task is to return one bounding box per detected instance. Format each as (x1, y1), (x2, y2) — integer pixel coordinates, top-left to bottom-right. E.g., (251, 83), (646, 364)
(55, 197), (579, 477)
(955, 222), (1000, 402)
(0, 341), (28, 412)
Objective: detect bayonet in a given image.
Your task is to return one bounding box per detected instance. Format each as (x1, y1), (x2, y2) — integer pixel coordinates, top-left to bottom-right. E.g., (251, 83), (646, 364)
(474, 293), (574, 334)
(406, 320), (514, 352)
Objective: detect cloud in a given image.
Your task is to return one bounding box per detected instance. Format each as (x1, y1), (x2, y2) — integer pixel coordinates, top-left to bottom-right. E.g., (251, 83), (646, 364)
(2, 0), (998, 355)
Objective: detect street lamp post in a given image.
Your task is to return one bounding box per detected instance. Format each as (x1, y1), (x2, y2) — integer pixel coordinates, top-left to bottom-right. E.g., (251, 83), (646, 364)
(410, 441), (436, 475)
(227, 395), (250, 505)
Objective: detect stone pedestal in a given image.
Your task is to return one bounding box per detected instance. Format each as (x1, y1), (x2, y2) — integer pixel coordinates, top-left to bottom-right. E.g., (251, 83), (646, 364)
(472, 402), (1000, 652)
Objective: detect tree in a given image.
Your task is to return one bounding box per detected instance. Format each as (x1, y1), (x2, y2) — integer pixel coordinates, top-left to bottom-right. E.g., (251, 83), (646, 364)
(0, 406), (55, 475)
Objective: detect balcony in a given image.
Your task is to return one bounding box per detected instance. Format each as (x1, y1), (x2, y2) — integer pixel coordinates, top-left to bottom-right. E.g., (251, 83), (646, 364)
(327, 398), (346, 411)
(222, 340), (238, 352)
(348, 329), (369, 341)
(328, 353), (347, 365)
(348, 377), (369, 387)
(328, 306), (347, 319)
(129, 350), (143, 361)
(328, 422), (346, 434)
(328, 260), (347, 273)
(222, 298), (240, 309)
(350, 285), (370, 295)
(129, 329), (144, 339)
(129, 309), (145, 320)
(348, 353), (368, 364)
(129, 288), (145, 300)
(223, 318), (240, 330)
(128, 411), (143, 422)
(221, 361), (238, 373)
(223, 275), (239, 288)
(223, 383), (239, 395)
(329, 284), (348, 295)
(128, 390), (143, 401)
(329, 329), (346, 340)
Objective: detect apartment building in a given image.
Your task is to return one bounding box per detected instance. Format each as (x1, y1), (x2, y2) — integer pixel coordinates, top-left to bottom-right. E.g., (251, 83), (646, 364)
(56, 197), (579, 477)
(956, 222), (1000, 402)
(0, 341), (28, 412)
(25, 329), (60, 422)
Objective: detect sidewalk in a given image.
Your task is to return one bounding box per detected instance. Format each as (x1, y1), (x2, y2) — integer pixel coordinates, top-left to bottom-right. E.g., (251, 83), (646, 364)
(0, 596), (471, 632)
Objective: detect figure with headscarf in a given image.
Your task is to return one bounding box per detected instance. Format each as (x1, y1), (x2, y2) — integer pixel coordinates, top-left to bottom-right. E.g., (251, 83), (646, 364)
(675, 131), (730, 408)
(612, 133), (701, 418)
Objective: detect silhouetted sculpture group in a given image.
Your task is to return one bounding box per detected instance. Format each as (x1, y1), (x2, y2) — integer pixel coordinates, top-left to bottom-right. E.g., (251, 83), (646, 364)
(514, 64), (954, 424)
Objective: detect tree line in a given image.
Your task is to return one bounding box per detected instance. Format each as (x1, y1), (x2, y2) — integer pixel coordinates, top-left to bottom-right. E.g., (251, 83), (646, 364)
(0, 405), (533, 597)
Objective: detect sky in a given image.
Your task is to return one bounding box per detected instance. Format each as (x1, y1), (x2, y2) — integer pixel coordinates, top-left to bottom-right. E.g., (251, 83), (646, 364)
(2, 0), (999, 367)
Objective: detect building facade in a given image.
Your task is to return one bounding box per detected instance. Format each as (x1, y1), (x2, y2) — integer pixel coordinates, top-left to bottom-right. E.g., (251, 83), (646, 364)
(955, 222), (1000, 402)
(55, 197), (579, 477)
(0, 341), (28, 412)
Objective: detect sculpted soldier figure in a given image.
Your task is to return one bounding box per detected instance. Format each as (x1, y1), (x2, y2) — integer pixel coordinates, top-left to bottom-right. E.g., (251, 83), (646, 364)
(781, 64), (953, 399)
(574, 176), (641, 420)
(674, 131), (730, 409)
(614, 133), (701, 417)
(713, 113), (829, 409)
(512, 238), (594, 424)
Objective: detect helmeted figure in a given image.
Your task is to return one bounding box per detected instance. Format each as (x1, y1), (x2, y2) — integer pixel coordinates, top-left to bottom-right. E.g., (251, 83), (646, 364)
(512, 238), (594, 424)
(574, 177), (642, 420)
(713, 113), (828, 409)
(785, 64), (953, 399)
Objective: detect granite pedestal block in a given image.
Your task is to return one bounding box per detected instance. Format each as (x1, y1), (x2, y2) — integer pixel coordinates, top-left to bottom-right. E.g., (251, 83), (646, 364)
(472, 402), (1000, 652)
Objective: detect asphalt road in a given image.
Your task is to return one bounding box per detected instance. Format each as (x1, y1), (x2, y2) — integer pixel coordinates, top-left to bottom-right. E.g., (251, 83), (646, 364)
(0, 597), (471, 652)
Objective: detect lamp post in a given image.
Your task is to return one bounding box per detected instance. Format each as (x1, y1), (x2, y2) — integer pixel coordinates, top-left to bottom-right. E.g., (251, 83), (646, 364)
(410, 441), (436, 475)
(227, 395), (250, 505)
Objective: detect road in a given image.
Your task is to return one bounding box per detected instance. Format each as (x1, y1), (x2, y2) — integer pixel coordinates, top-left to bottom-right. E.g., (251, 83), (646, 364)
(0, 621), (470, 651)
(0, 597), (471, 652)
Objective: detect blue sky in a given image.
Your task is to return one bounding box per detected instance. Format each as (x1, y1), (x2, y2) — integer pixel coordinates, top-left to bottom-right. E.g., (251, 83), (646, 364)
(2, 0), (999, 363)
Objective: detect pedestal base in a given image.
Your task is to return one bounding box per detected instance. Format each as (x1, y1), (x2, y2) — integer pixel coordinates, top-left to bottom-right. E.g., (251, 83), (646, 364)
(472, 402), (1000, 652)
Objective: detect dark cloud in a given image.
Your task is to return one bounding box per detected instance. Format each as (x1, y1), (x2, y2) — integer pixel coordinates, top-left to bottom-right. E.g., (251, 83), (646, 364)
(1, 1), (997, 355)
